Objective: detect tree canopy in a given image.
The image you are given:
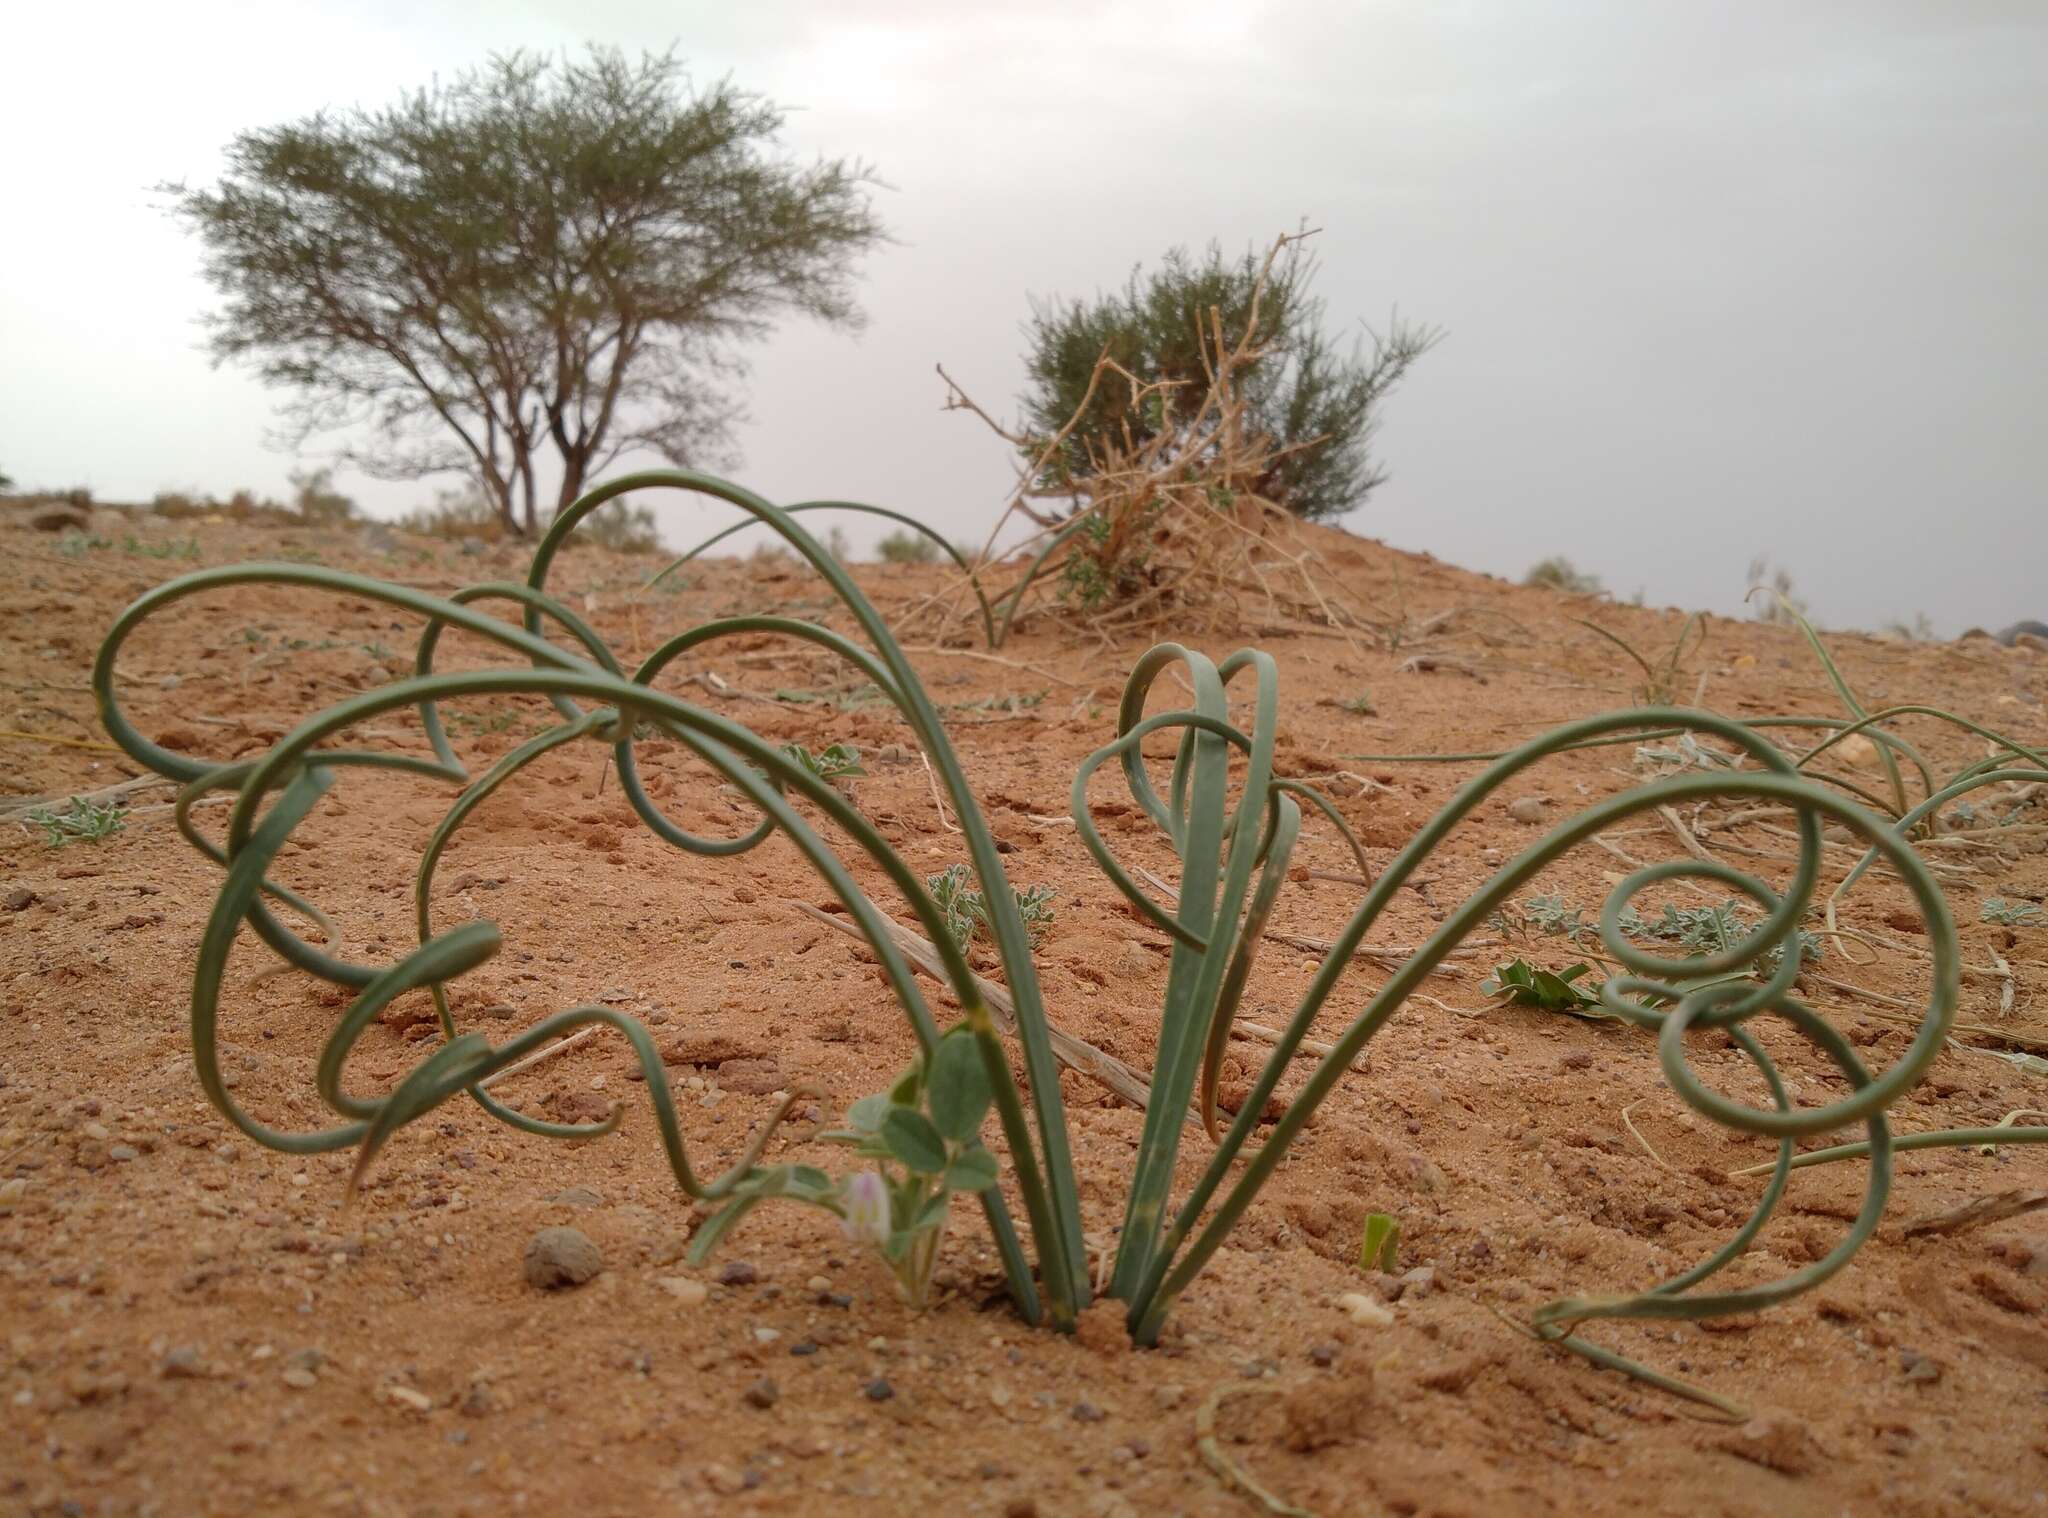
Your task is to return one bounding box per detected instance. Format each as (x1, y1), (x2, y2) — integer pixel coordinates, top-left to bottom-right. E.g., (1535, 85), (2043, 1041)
(166, 47), (887, 534)
(1017, 238), (1436, 522)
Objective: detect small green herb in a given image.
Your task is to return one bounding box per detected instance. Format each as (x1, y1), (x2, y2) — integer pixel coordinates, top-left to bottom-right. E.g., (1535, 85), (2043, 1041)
(1481, 958), (1608, 1018)
(926, 863), (1055, 953)
(1981, 898), (2043, 927)
(698, 1026), (998, 1309)
(781, 741), (867, 783)
(23, 796), (127, 848)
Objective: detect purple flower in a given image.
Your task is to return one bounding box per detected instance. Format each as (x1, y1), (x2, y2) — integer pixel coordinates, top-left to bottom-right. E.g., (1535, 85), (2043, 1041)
(841, 1171), (890, 1247)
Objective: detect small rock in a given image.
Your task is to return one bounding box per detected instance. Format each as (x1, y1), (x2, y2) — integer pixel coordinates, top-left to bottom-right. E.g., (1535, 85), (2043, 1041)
(657, 1276), (708, 1306)
(82, 1121), (110, 1142)
(523, 1226), (603, 1290)
(863, 1378), (895, 1402)
(716, 1057), (786, 1095)
(1399, 1265), (1437, 1300)
(160, 1347), (205, 1379)
(790, 1341), (819, 1357)
(717, 1260), (759, 1287)
(1506, 796), (1547, 825)
(743, 1378), (780, 1409)
(549, 1186), (603, 1208)
(1720, 1413), (1821, 1476)
(701, 1465), (750, 1496)
(1071, 1400), (1106, 1423)
(1153, 1383), (1186, 1410)
(1308, 1343), (1339, 1368)
(2, 887), (35, 912)
(1899, 1350), (1942, 1384)
(384, 1384), (434, 1413)
(109, 1144), (139, 1163)
(282, 1368), (318, 1390)
(1003, 1501), (1039, 1518)
(1337, 1292), (1395, 1327)
(0, 1178), (27, 1211)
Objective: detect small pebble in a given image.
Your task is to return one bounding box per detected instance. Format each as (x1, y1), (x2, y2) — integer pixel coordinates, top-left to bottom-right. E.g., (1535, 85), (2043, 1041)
(523, 1226), (603, 1290)
(701, 1465), (748, 1496)
(863, 1378), (895, 1402)
(1399, 1265), (1437, 1300)
(1308, 1343), (1339, 1368)
(656, 1276), (708, 1306)
(384, 1384), (434, 1413)
(717, 1260), (759, 1287)
(108, 1144), (139, 1163)
(1337, 1291), (1395, 1327)
(1900, 1350), (1942, 1384)
(282, 1368), (318, 1390)
(1071, 1400), (1106, 1423)
(789, 1341), (819, 1357)
(159, 1347), (205, 1379)
(743, 1378), (780, 1409)
(1506, 796), (1547, 824)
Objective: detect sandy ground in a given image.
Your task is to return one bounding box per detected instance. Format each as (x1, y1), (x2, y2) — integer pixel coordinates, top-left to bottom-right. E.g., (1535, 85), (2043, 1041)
(2, 503), (2045, 1518)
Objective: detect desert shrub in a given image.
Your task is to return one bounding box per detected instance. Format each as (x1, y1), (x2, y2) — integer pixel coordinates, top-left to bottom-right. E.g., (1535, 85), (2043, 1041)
(942, 229), (1428, 642)
(877, 529), (939, 564)
(1525, 557), (1603, 594)
(1016, 233), (1435, 523)
(553, 496), (662, 554)
(290, 467), (359, 524)
(399, 486), (505, 541)
(1747, 557), (1806, 624)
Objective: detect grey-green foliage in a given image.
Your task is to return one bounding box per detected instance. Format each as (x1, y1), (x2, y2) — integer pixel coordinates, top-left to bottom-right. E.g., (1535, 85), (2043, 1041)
(1981, 897), (2042, 926)
(779, 740), (866, 784)
(926, 863), (1055, 953)
(1619, 898), (1823, 970)
(23, 797), (127, 847)
(1018, 236), (1438, 521)
(164, 47), (885, 536)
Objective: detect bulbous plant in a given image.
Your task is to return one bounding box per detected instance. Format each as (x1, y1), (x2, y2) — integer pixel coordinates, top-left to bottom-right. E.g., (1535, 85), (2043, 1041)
(96, 470), (2036, 1409)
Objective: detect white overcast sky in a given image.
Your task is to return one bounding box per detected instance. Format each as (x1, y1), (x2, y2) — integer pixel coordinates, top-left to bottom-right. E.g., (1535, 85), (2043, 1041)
(4, 1), (2043, 634)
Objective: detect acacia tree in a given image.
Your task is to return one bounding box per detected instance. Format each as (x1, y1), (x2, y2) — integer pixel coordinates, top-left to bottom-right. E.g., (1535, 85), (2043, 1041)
(1019, 238), (1437, 522)
(166, 48), (886, 536)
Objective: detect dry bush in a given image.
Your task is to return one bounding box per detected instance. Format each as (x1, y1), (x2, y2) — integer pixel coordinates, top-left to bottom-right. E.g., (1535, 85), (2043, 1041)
(931, 230), (1414, 648)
